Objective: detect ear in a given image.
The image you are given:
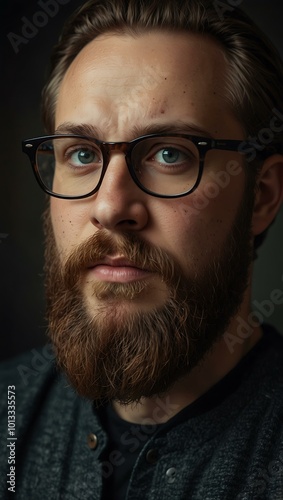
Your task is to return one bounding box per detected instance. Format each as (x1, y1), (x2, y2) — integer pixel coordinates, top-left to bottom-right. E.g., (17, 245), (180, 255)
(252, 154), (283, 237)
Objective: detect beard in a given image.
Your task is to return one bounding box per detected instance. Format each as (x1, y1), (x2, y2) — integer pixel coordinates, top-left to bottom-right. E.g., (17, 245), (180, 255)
(44, 193), (254, 405)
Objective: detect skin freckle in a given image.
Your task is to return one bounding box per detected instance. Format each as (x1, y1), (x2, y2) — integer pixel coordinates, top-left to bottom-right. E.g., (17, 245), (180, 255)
(18, 4), (283, 495)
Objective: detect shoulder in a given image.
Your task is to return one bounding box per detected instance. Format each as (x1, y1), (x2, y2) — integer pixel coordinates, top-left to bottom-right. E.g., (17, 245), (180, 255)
(0, 345), (80, 432)
(0, 345), (56, 395)
(0, 347), (102, 499)
(230, 324), (283, 414)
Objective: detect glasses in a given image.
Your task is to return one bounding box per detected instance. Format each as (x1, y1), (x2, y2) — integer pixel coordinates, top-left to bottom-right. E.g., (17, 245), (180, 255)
(22, 133), (245, 199)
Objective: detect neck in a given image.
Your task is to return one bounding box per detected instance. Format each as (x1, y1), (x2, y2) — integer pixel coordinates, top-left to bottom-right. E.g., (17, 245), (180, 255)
(113, 292), (263, 424)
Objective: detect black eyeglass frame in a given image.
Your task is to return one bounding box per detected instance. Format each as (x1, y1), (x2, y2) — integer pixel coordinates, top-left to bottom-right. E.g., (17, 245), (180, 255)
(22, 133), (248, 199)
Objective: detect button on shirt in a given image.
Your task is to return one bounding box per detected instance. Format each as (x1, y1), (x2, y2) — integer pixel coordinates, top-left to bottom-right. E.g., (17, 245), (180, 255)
(1, 325), (283, 499)
(97, 403), (163, 500)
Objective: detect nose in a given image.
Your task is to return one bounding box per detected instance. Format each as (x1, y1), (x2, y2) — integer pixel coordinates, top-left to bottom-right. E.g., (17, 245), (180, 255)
(89, 153), (149, 231)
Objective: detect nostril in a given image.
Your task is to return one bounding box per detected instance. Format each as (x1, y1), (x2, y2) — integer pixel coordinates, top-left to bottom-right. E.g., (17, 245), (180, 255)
(117, 219), (138, 228)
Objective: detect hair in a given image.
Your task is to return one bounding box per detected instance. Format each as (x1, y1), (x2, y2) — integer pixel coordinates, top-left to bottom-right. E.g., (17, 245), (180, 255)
(41, 0), (283, 250)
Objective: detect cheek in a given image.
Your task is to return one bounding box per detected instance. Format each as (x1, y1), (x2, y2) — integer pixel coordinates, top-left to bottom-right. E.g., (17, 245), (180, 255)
(161, 204), (210, 263)
(162, 184), (241, 262)
(50, 199), (84, 258)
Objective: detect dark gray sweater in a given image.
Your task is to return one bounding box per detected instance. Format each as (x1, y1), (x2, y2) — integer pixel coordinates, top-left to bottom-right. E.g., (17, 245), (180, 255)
(1, 325), (283, 499)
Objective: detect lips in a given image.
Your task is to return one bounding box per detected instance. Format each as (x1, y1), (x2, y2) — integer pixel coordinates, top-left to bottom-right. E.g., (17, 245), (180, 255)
(87, 257), (152, 283)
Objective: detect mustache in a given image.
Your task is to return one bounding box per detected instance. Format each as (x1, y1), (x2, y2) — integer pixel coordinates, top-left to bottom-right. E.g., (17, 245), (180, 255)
(61, 230), (181, 289)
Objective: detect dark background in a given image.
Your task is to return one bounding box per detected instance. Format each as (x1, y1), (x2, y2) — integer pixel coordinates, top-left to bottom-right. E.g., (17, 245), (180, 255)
(0, 0), (283, 360)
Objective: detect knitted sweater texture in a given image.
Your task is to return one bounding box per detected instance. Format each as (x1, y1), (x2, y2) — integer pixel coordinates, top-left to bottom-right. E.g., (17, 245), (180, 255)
(0, 325), (283, 499)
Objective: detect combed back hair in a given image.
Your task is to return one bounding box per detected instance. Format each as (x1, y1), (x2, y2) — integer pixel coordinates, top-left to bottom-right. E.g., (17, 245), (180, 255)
(41, 0), (283, 250)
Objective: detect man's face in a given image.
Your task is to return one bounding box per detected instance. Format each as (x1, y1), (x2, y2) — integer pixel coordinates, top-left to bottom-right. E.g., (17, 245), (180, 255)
(46, 31), (254, 403)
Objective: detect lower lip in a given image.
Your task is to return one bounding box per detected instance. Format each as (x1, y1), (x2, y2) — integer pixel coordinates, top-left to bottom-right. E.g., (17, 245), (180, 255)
(89, 265), (152, 283)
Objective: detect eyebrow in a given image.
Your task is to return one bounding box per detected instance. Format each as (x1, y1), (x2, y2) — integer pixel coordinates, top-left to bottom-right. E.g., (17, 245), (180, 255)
(55, 122), (103, 137)
(55, 121), (213, 140)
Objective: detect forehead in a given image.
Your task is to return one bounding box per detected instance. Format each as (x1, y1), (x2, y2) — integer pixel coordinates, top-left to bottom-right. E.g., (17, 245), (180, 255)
(55, 31), (243, 140)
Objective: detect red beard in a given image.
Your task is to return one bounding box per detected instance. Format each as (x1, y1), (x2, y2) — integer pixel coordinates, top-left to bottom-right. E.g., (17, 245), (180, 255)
(44, 195), (253, 404)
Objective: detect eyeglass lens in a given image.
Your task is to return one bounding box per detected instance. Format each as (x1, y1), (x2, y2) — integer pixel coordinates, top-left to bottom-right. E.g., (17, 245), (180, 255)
(35, 136), (200, 197)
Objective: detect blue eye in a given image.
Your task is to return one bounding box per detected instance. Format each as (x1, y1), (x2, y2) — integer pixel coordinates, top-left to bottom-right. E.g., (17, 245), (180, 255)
(154, 147), (188, 165)
(69, 148), (99, 166)
(161, 148), (182, 164)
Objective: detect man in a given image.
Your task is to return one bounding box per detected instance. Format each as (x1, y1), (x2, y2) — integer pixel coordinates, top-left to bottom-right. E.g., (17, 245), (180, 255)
(1, 0), (283, 498)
